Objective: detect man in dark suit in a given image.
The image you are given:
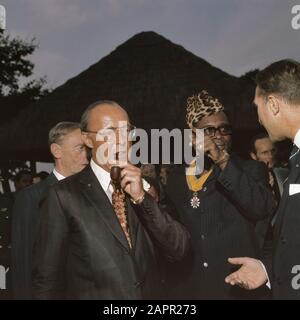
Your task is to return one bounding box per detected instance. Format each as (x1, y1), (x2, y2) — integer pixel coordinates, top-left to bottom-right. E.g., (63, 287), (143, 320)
(225, 59), (300, 300)
(11, 122), (88, 299)
(165, 90), (276, 299)
(32, 101), (190, 300)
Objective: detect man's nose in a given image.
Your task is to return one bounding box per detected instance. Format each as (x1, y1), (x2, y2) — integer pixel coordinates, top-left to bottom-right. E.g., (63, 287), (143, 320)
(267, 152), (274, 160)
(213, 130), (222, 139)
(116, 131), (127, 145)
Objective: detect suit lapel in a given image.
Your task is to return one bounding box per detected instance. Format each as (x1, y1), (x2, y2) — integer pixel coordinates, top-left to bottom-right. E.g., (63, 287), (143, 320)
(38, 173), (58, 208)
(47, 172), (58, 185)
(79, 166), (131, 251)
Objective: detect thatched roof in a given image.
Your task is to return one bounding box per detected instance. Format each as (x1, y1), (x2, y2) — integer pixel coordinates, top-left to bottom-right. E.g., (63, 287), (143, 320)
(0, 31), (258, 161)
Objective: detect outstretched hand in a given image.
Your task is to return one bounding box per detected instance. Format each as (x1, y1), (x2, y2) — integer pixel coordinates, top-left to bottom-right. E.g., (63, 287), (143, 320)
(225, 257), (268, 290)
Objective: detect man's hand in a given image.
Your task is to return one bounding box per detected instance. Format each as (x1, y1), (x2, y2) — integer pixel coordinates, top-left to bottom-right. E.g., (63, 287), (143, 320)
(203, 136), (229, 169)
(204, 135), (222, 162)
(225, 257), (268, 290)
(119, 163), (144, 201)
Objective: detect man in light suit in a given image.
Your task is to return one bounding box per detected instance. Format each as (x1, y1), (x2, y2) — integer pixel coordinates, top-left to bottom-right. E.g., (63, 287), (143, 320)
(12, 122), (88, 299)
(225, 59), (300, 299)
(32, 100), (190, 300)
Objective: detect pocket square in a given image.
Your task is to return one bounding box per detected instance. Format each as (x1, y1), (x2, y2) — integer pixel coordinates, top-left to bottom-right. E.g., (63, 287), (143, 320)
(289, 184), (300, 196)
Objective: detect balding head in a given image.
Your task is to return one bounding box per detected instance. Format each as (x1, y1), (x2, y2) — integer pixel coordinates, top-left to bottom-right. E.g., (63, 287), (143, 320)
(81, 100), (131, 171)
(81, 100), (128, 132)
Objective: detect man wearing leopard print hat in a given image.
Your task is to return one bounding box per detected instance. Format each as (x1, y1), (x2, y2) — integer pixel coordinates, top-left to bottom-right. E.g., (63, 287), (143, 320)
(165, 90), (276, 299)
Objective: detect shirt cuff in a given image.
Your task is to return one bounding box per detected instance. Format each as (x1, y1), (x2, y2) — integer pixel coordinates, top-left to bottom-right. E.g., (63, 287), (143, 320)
(259, 260), (271, 289)
(142, 178), (151, 192)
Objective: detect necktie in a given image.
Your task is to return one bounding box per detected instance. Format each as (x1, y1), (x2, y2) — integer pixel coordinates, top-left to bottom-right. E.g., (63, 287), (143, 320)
(111, 184), (132, 249)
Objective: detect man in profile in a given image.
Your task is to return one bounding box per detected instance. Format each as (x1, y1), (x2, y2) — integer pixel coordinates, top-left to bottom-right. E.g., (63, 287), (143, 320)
(225, 59), (300, 300)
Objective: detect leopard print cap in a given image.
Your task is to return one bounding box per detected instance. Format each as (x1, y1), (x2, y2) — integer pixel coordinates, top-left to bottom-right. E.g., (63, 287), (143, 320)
(186, 90), (224, 129)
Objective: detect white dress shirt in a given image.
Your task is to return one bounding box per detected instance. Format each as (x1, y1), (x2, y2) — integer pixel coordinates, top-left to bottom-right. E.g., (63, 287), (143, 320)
(293, 129), (300, 149)
(90, 159), (150, 204)
(90, 159), (114, 202)
(53, 168), (65, 181)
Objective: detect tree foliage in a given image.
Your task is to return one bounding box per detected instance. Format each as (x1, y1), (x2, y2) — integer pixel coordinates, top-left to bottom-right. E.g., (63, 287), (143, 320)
(0, 31), (50, 123)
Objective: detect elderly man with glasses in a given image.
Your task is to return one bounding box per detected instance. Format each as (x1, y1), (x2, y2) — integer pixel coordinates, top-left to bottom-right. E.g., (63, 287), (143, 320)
(165, 90), (276, 300)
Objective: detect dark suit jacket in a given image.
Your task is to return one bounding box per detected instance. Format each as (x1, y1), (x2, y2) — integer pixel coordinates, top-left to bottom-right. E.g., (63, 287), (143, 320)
(11, 173), (57, 299)
(165, 155), (276, 299)
(263, 151), (300, 299)
(32, 165), (190, 300)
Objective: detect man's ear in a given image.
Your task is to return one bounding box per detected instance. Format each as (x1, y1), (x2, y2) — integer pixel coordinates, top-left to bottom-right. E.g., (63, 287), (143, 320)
(82, 132), (93, 149)
(50, 143), (62, 159)
(250, 152), (257, 161)
(267, 95), (280, 116)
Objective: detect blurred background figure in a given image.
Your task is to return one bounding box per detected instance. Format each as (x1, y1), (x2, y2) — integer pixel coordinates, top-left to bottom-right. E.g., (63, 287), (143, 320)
(250, 132), (277, 168)
(141, 163), (157, 179)
(250, 132), (288, 201)
(32, 171), (49, 184)
(13, 170), (33, 193)
(159, 164), (171, 186)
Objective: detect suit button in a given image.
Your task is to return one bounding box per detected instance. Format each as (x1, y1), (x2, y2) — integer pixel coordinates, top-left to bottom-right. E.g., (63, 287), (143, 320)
(296, 164), (299, 168)
(203, 186), (207, 192)
(281, 238), (287, 244)
(0, 245), (2, 249)
(201, 235), (205, 240)
(203, 262), (208, 268)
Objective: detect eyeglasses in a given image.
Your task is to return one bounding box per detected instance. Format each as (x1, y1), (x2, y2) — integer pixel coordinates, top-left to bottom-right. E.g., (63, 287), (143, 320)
(84, 124), (137, 139)
(194, 124), (233, 137)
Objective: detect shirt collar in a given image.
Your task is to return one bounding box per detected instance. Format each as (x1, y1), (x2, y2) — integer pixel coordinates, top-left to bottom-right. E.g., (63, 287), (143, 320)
(90, 159), (111, 192)
(90, 159), (151, 193)
(294, 129), (300, 149)
(53, 168), (65, 181)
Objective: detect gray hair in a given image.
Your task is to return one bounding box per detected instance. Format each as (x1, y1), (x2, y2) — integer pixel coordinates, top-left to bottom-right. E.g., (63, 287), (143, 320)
(80, 100), (120, 131)
(48, 121), (81, 146)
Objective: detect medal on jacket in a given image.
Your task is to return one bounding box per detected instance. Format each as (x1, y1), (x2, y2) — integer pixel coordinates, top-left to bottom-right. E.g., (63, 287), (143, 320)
(186, 160), (213, 209)
(190, 192), (201, 208)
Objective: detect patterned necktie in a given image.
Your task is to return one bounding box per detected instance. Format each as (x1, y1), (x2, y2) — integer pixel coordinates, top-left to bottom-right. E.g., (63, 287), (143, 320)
(111, 185), (132, 249)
